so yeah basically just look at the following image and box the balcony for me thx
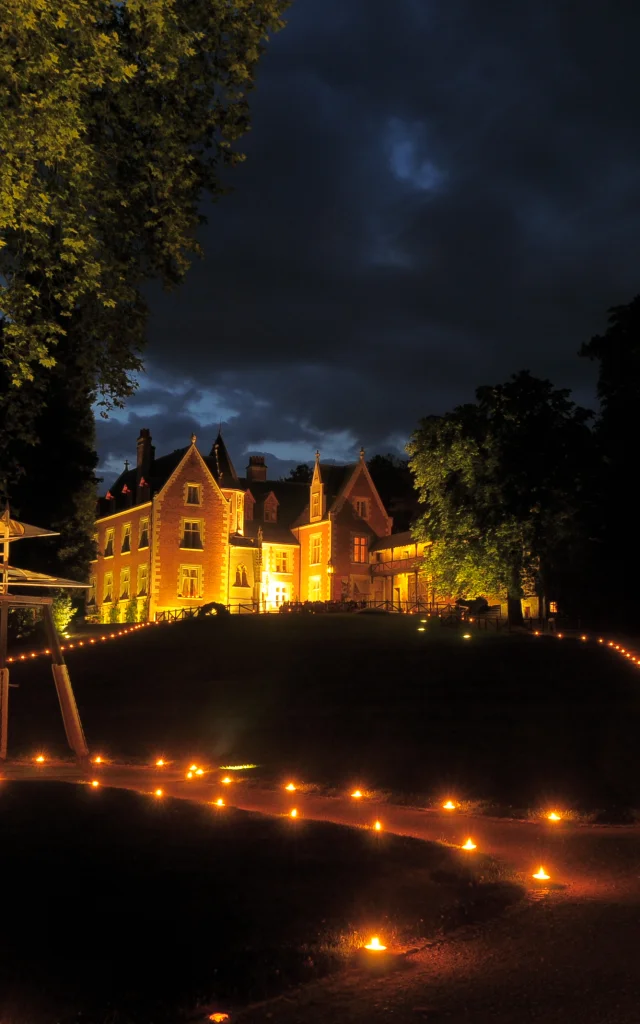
[370,555,421,577]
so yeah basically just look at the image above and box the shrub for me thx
[52,591,75,635]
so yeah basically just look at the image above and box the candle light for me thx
[443,800,456,810]
[351,790,363,799]
[155,789,163,797]
[533,866,550,880]
[285,782,296,791]
[374,820,382,831]
[289,808,298,818]
[462,838,477,851]
[364,936,386,951]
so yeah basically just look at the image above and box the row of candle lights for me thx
[5,621,159,663]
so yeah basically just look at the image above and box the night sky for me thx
[97,0,640,485]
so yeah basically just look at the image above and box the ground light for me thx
[221,776,231,785]
[155,759,165,767]
[351,789,363,799]
[374,820,382,831]
[285,782,296,791]
[443,800,456,810]
[209,1014,230,1022]
[215,798,225,807]
[547,811,561,821]
[195,768,204,776]
[186,771,194,779]
[154,789,163,798]
[289,808,298,818]
[462,838,477,850]
[93,756,102,764]
[364,937,386,951]
[533,866,550,880]
[417,627,425,632]
[462,633,472,639]
[90,780,100,788]
[34,755,45,763]
[189,764,198,771]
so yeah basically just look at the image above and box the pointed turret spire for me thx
[209,431,239,487]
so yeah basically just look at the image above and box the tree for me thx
[0,1,288,582]
[407,372,595,623]
[283,464,313,483]
[579,295,640,622]
[0,0,289,409]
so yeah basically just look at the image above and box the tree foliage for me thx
[367,453,416,530]
[407,371,595,618]
[283,463,313,483]
[0,0,289,407]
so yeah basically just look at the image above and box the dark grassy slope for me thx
[7,616,640,808]
[0,782,517,1024]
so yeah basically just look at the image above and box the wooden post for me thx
[0,600,8,760]
[43,605,89,767]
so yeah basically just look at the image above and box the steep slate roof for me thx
[370,530,417,552]
[240,479,309,528]
[319,463,354,509]
[97,447,189,517]
[207,432,240,488]
[243,520,300,545]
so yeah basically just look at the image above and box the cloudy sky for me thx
[97,0,640,485]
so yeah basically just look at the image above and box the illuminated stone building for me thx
[88,430,429,621]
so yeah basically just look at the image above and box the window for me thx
[88,576,96,605]
[275,550,289,573]
[104,529,114,558]
[352,535,368,563]
[375,551,382,563]
[311,492,320,518]
[354,499,369,520]
[181,519,203,549]
[309,575,322,602]
[549,601,558,614]
[234,565,249,587]
[180,565,201,599]
[310,534,321,565]
[103,572,113,602]
[121,523,131,553]
[137,564,148,597]
[120,567,130,600]
[186,483,201,505]
[139,518,149,549]
[264,505,276,523]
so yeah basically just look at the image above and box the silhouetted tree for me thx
[283,464,313,483]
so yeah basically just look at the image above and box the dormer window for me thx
[311,492,320,518]
[264,506,276,523]
[186,483,201,505]
[263,493,278,523]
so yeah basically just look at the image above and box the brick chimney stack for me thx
[246,455,267,483]
[136,428,153,503]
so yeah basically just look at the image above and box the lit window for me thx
[352,536,368,563]
[275,550,289,573]
[180,565,201,599]
[234,565,249,587]
[120,567,130,600]
[354,499,369,520]
[310,534,321,565]
[139,518,149,549]
[309,575,322,601]
[311,492,320,518]
[549,601,558,614]
[121,523,132,553]
[103,573,113,603]
[181,520,203,548]
[88,576,96,605]
[104,529,114,558]
[137,564,148,596]
[186,483,201,505]
[375,551,382,563]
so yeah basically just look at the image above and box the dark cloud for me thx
[97,0,640,481]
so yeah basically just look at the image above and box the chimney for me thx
[246,455,267,483]
[136,428,153,503]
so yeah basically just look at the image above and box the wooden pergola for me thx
[0,505,89,765]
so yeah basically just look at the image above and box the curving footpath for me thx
[5,764,640,1023]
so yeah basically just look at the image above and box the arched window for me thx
[235,565,249,587]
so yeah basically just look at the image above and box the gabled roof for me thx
[207,432,239,488]
[97,448,188,517]
[319,464,354,508]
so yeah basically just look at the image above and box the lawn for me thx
[0,781,518,1024]
[7,615,640,810]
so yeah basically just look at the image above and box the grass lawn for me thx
[0,782,518,1024]
[7,615,640,811]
